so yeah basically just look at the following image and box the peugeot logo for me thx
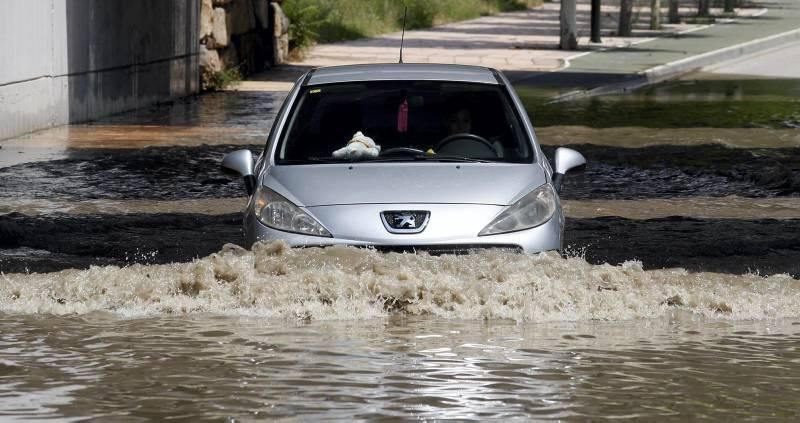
[381,211,430,234]
[395,214,417,229]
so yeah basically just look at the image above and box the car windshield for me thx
[276,80,533,164]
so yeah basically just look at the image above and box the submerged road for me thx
[1,63,799,275]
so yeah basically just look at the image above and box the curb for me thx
[550,25,800,103]
[644,27,800,84]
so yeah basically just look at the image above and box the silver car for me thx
[222,64,586,254]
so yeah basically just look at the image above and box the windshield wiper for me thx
[423,154,492,163]
[370,154,491,163]
[284,155,492,164]
[296,157,349,164]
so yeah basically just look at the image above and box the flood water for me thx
[3,315,800,421]
[2,244,800,420]
[1,72,799,419]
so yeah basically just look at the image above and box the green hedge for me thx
[283,0,543,50]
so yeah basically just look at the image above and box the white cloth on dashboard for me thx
[332,131,381,159]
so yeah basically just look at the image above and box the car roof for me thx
[306,63,501,86]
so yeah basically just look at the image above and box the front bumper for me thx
[243,203,563,254]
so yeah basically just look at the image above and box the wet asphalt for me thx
[2,211,798,276]
[1,76,798,276]
[1,142,797,203]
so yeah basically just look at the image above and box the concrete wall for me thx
[0,0,200,140]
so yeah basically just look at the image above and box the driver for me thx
[446,108,473,135]
[445,106,504,158]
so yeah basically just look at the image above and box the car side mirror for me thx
[222,149,257,195]
[552,147,586,193]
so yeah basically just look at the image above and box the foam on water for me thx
[1,241,798,321]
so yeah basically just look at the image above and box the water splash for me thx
[2,241,798,321]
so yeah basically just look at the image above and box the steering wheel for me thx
[435,133,496,156]
[380,147,427,156]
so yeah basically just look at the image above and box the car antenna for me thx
[399,6,407,64]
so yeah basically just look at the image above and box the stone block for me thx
[274,34,289,65]
[200,44,222,90]
[227,0,256,35]
[273,2,289,36]
[272,2,289,64]
[212,8,229,47]
[200,0,213,39]
[200,44,222,73]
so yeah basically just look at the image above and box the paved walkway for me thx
[565,0,799,76]
[286,0,762,73]
[242,0,800,94]
[513,0,800,91]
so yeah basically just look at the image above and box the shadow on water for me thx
[0,142,796,205]
[520,75,800,197]
[548,144,800,199]
[0,213,244,273]
[515,77,800,128]
[0,145,260,201]
[95,90,282,130]
[1,212,798,277]
[0,89,283,169]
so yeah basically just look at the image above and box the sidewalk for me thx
[244,0,797,93]
[290,1,756,71]
[566,0,799,76]
[531,0,800,98]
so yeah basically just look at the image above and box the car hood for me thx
[263,163,547,207]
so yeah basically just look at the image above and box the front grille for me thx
[370,244,523,256]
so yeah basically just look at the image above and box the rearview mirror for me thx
[222,149,257,195]
[552,147,586,193]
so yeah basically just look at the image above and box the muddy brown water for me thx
[2,315,800,421]
[1,75,799,419]
[1,244,800,420]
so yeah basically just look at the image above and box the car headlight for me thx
[254,187,332,237]
[479,184,557,236]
